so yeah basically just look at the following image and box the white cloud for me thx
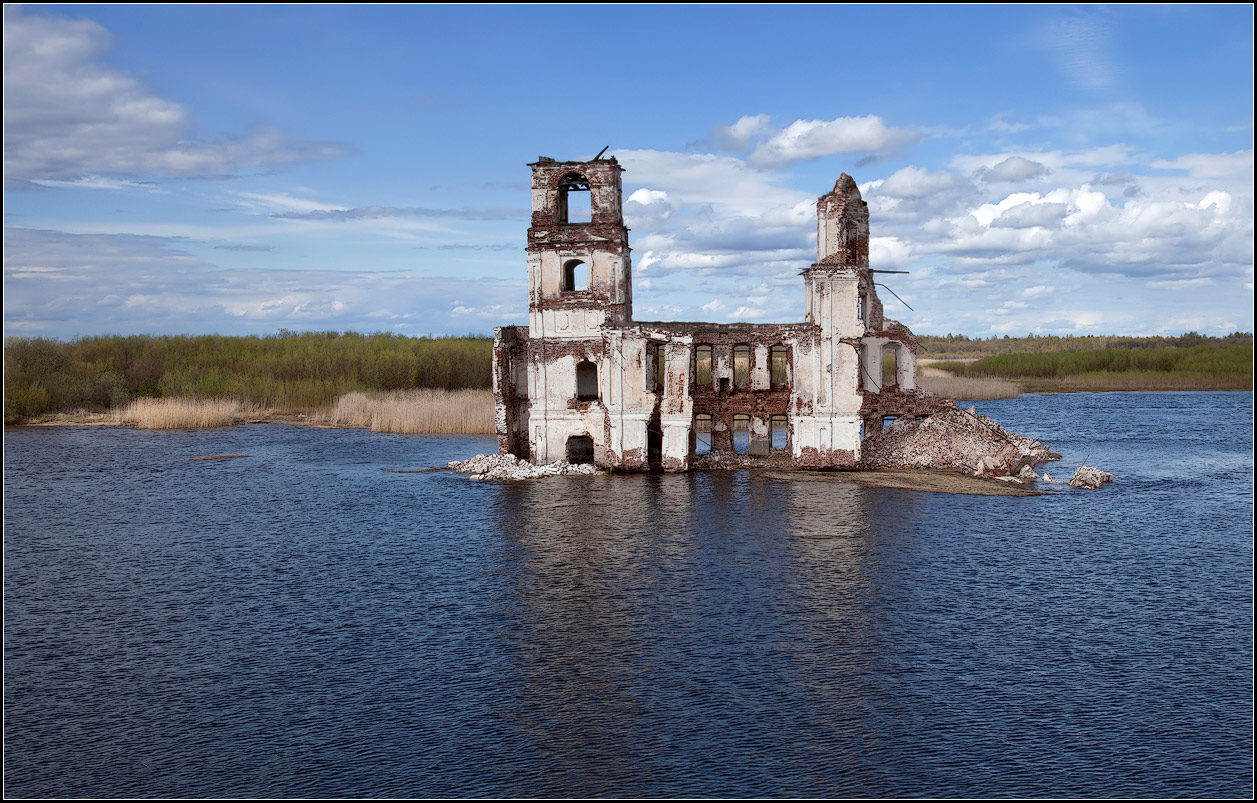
[747,116,919,167]
[711,114,773,150]
[974,156,1049,183]
[877,166,962,199]
[1151,150,1254,180]
[2,6,341,182]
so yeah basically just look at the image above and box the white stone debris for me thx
[1068,465,1114,489]
[447,452,600,481]
[859,404,1060,478]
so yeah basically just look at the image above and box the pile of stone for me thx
[1066,466,1114,489]
[858,404,1061,479]
[447,452,600,481]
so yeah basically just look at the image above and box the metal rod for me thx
[874,283,914,311]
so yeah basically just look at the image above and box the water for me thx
[4,392,1252,797]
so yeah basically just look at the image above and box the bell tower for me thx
[526,156,632,339]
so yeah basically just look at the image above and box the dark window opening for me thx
[576,360,598,400]
[558,173,591,224]
[733,414,751,454]
[771,415,789,450]
[561,259,588,292]
[733,345,750,389]
[694,414,712,455]
[654,343,666,393]
[648,427,662,467]
[567,435,594,464]
[770,345,788,387]
[695,345,712,387]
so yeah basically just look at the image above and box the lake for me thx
[3,391,1253,797]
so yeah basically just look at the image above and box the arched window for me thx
[770,345,789,387]
[732,345,750,389]
[695,345,712,387]
[576,360,598,400]
[561,259,588,292]
[558,173,591,224]
[694,414,712,455]
[732,414,751,454]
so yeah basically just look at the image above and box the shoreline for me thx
[10,385,1248,430]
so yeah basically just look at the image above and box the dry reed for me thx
[918,375,1022,400]
[324,389,495,435]
[115,397,254,429]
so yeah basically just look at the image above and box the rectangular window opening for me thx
[695,345,712,387]
[771,415,789,450]
[733,345,750,389]
[694,414,712,456]
[770,345,788,388]
[733,414,751,454]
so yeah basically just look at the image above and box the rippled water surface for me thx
[4,392,1253,797]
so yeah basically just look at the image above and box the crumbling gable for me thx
[493,155,946,472]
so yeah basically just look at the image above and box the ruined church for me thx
[493,154,946,471]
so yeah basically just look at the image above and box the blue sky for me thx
[4,3,1253,340]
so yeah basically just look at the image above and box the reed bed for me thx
[917,375,1022,400]
[114,397,254,429]
[324,389,495,435]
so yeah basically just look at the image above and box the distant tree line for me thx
[917,331,1253,356]
[933,344,1253,390]
[4,331,493,424]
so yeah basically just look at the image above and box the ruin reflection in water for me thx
[3,391,1252,797]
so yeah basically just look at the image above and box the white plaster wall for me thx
[536,411,603,464]
[529,308,605,340]
[752,344,770,390]
[608,413,650,464]
[831,347,862,412]
[660,414,692,470]
[791,414,862,459]
[895,344,917,391]
[660,341,693,416]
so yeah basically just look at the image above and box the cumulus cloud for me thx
[974,156,1049,183]
[990,201,1069,229]
[711,114,774,151]
[747,116,919,167]
[2,6,342,182]
[624,188,676,226]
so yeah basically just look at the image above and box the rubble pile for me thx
[1068,466,1114,489]
[858,404,1061,477]
[447,452,600,481]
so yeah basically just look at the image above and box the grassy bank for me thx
[4,331,492,424]
[931,344,1253,392]
[324,389,494,434]
[114,397,257,429]
[917,374,1022,400]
